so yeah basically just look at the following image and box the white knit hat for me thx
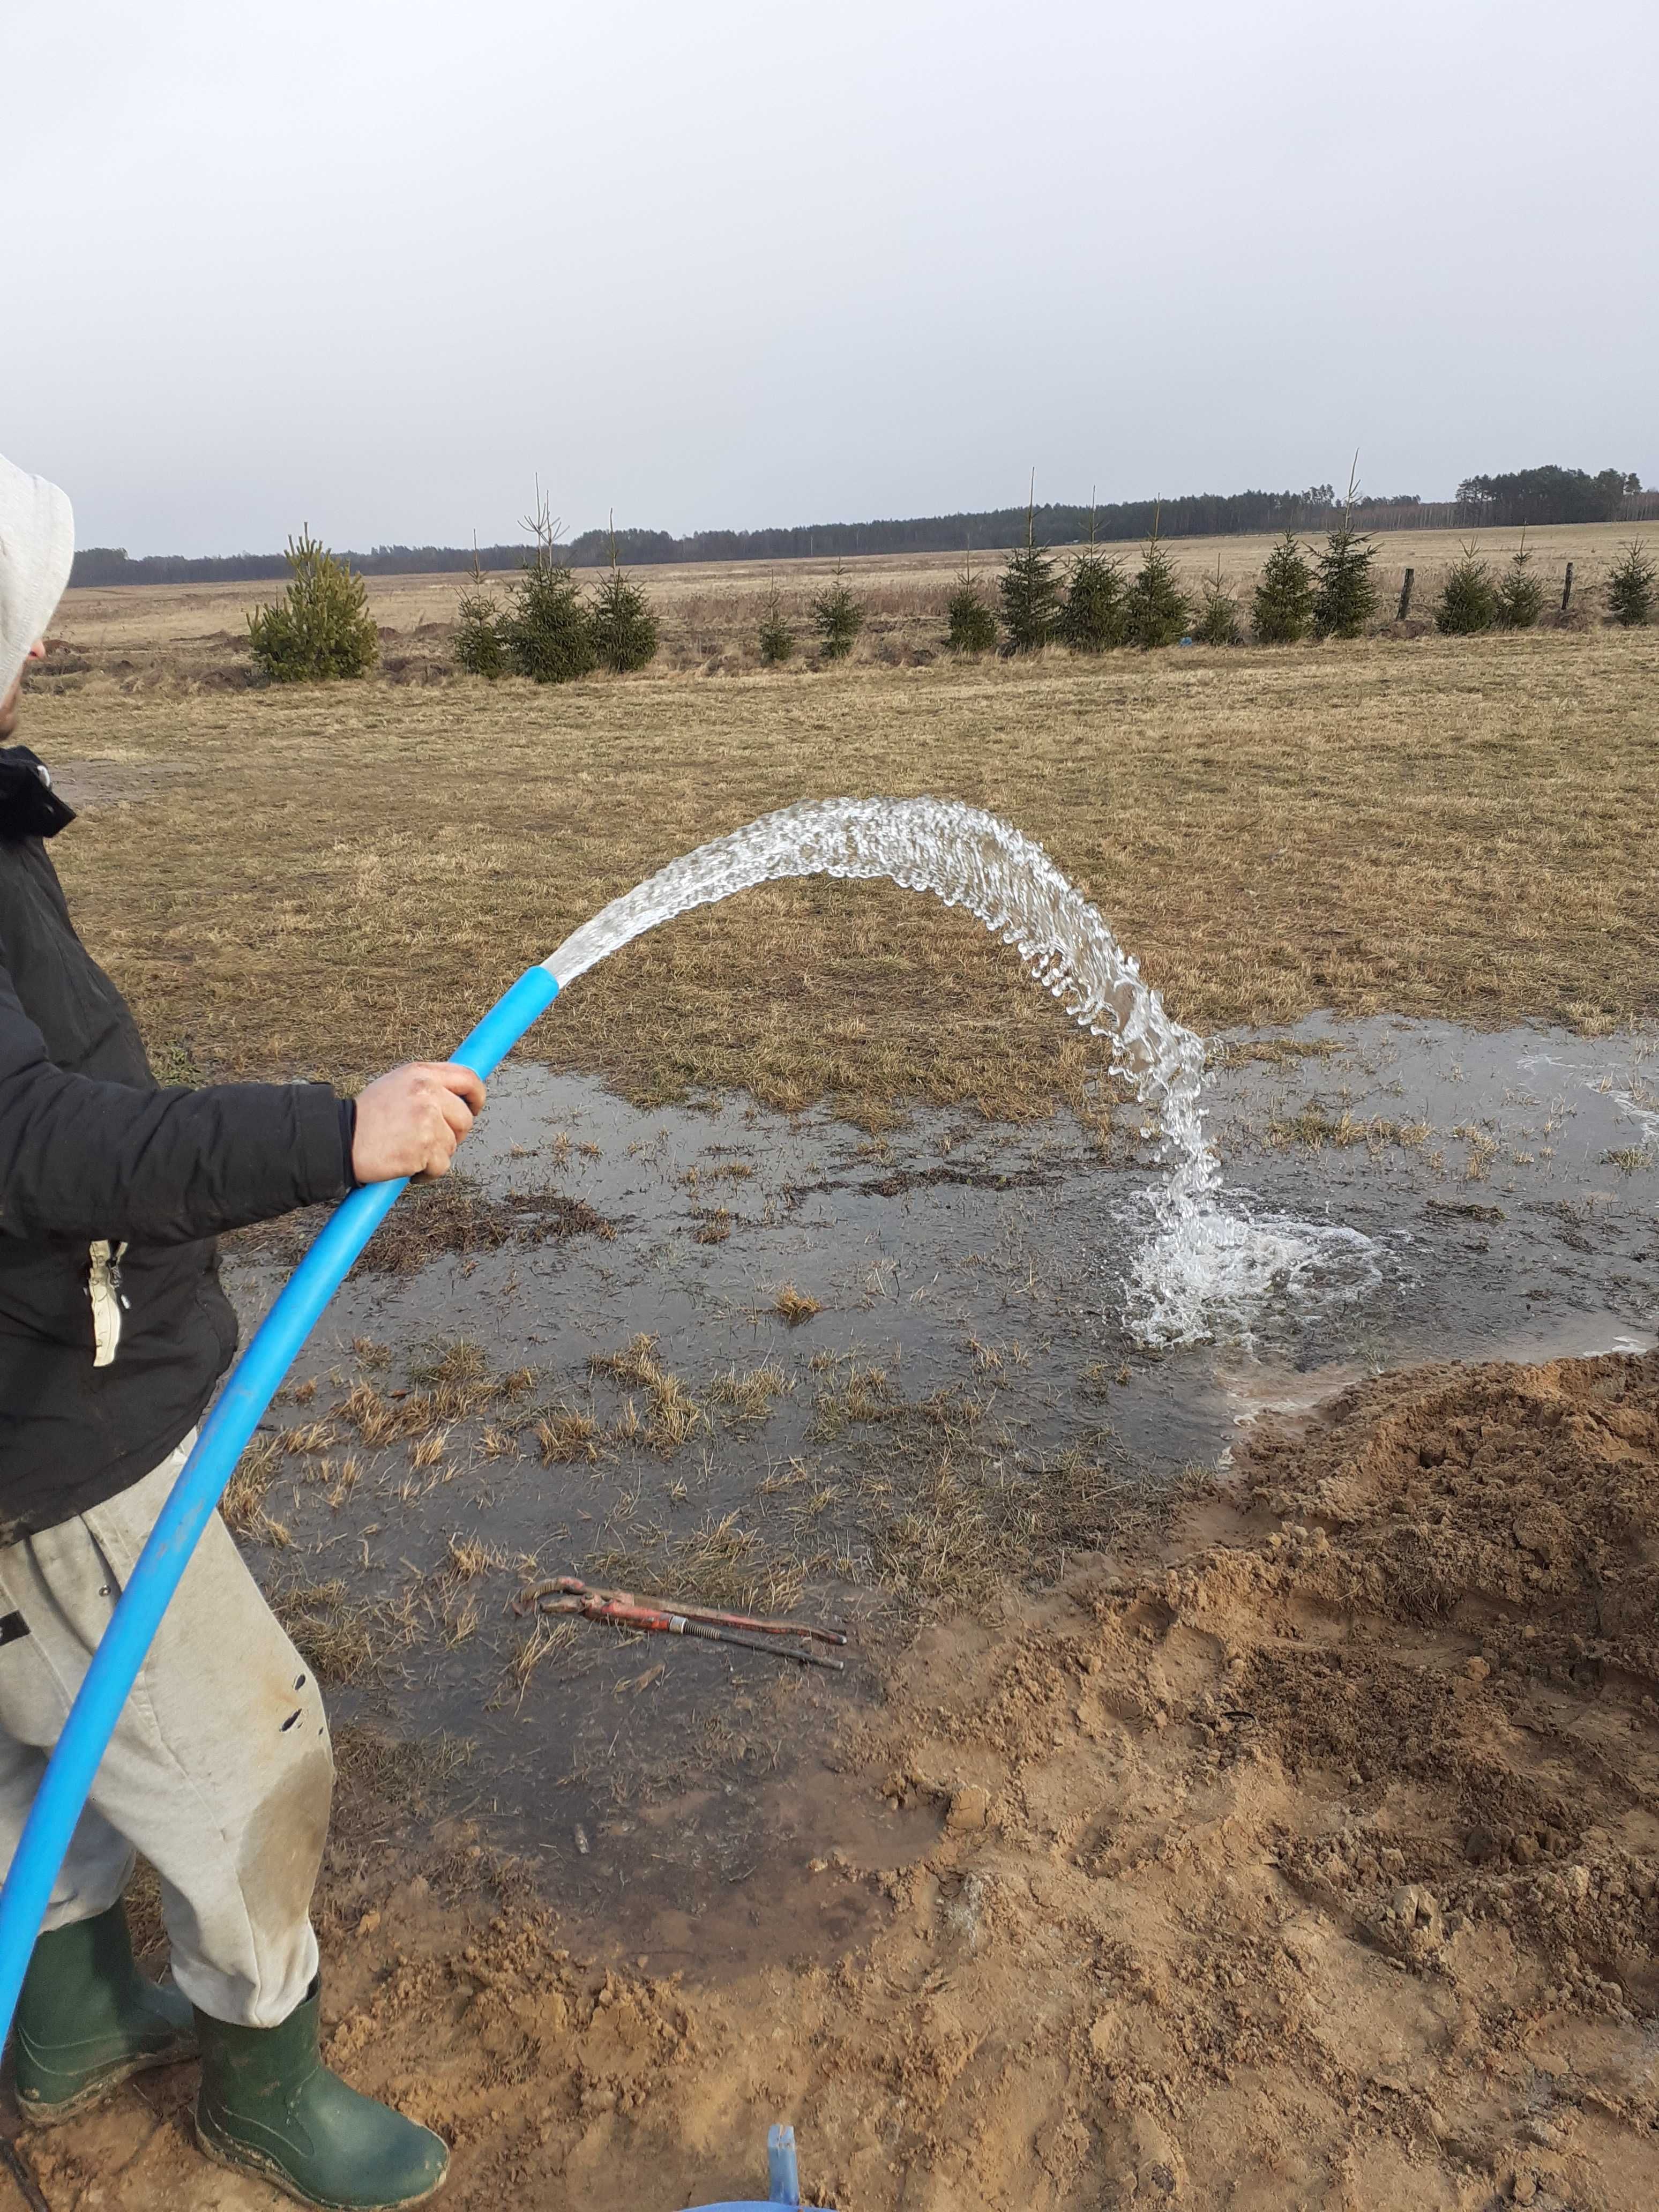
[0,452,74,701]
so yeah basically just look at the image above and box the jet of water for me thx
[549,795,1209,1167]
[544,795,1328,1346]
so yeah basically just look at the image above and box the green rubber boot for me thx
[193,1979,449,2211]
[14,1900,198,2124]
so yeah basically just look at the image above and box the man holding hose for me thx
[0,451,481,2208]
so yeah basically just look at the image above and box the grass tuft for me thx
[222,1434,282,1540]
[707,1359,793,1419]
[589,1335,704,1452]
[535,1407,601,1463]
[271,1578,385,1685]
[587,1509,808,1616]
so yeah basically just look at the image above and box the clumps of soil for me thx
[320,1925,698,2151]
[226,1172,616,1276]
[729,1347,1659,2208]
[1231,1352,1659,2015]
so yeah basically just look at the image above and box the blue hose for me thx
[0,964,561,2043]
[678,2120,821,2208]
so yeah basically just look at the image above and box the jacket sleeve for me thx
[0,961,353,1244]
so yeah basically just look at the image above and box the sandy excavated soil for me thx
[13,1349,1659,2211]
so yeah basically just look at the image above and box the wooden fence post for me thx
[1561,561,1574,613]
[1396,568,1415,622]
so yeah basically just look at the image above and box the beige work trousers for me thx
[0,1436,332,2027]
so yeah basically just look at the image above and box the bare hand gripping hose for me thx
[0,965,561,2041]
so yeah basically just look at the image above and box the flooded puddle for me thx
[219,1014,1659,1949]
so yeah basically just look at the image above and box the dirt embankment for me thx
[16,1350,1659,2211]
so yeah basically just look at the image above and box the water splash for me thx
[1125,1202,1384,1349]
[544,796,1343,1346]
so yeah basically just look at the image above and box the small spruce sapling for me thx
[945,550,998,655]
[1606,540,1656,627]
[1057,505,1125,652]
[588,520,659,673]
[497,491,595,684]
[1251,528,1315,642]
[757,583,795,665]
[1492,533,1544,630]
[1434,543,1497,634]
[1122,509,1190,650]
[1058,551,1126,651]
[1192,557,1241,646]
[811,566,865,661]
[247,529,379,683]
[453,550,507,678]
[999,481,1064,653]
[1311,461,1379,640]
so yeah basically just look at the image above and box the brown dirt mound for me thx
[13,1350,1659,2210]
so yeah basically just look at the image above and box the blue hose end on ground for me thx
[767,2124,802,2203]
[678,2119,835,2210]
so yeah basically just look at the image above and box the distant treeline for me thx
[1454,465,1646,527]
[67,542,538,587]
[68,465,1654,587]
[559,485,1415,567]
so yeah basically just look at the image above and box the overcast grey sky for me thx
[7,0,1655,555]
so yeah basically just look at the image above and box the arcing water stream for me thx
[545,794,1351,1347]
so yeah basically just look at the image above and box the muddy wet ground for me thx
[210,1018,1659,1965]
[25,1342,1659,2212]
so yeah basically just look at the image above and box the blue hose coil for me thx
[0,965,561,2042]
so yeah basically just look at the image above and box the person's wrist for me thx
[339,1097,360,1189]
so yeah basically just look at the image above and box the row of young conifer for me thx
[243,517,666,684]
[1433,535,1655,633]
[449,520,876,679]
[946,515,1367,654]
[937,515,1657,656]
[244,513,1656,685]
[452,530,659,681]
[453,514,1656,684]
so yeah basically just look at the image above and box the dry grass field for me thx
[23,542,1659,1124]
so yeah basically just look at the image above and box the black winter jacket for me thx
[0,746,354,1540]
